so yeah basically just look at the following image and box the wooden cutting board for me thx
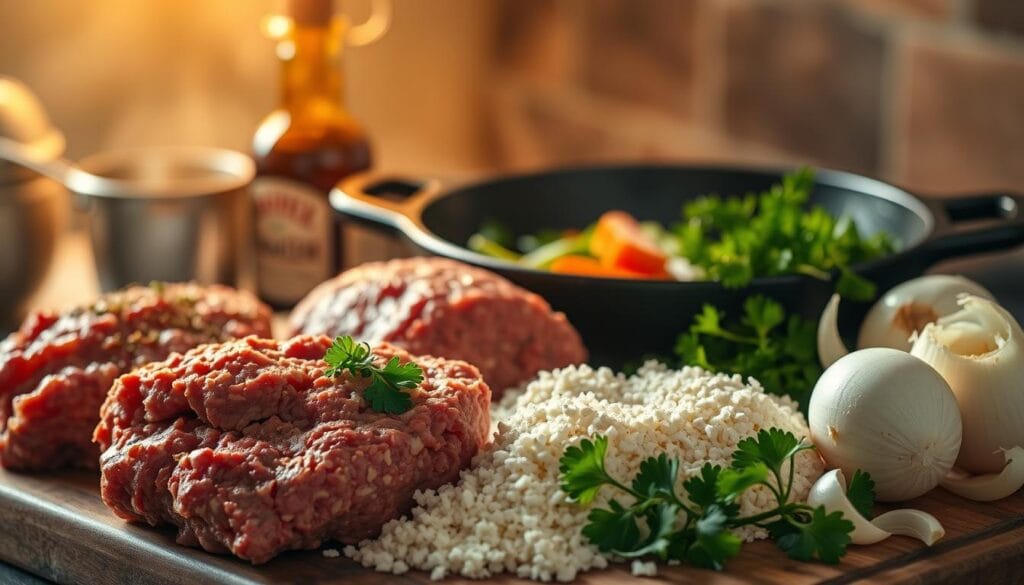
[0,469,1021,585]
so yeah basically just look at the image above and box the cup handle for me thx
[346,0,392,47]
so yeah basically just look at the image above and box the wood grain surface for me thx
[0,468,1022,584]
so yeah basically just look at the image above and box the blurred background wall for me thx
[488,0,1024,196]
[1,0,1022,195]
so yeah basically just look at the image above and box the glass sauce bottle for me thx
[251,0,371,310]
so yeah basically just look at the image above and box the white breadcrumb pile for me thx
[344,362,822,582]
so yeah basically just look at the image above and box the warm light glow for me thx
[261,14,292,40]
[276,40,296,61]
[259,2,390,48]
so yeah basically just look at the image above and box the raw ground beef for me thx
[0,283,271,471]
[288,257,587,395]
[95,335,491,564]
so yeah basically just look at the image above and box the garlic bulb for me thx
[910,295,1024,474]
[859,275,993,351]
[807,469,944,545]
[941,446,1024,502]
[808,347,962,501]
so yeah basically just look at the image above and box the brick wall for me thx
[485,0,1024,195]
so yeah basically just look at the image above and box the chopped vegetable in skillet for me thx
[468,168,895,300]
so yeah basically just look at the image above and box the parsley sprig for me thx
[675,295,821,411]
[560,428,872,570]
[846,470,876,519]
[323,336,424,414]
[675,167,892,301]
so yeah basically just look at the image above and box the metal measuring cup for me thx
[0,136,255,291]
[74,146,255,290]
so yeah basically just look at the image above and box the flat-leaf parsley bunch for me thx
[675,295,821,411]
[675,167,893,301]
[560,428,873,570]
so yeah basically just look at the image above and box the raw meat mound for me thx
[95,335,491,564]
[0,283,272,470]
[288,257,587,395]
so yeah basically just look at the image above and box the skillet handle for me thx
[329,172,441,231]
[918,192,1024,262]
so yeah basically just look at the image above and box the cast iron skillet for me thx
[330,165,1024,365]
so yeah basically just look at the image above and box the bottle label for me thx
[252,177,333,304]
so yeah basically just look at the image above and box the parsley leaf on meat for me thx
[675,296,822,411]
[560,428,861,571]
[323,336,423,415]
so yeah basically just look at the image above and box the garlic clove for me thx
[817,294,849,369]
[858,275,993,351]
[870,510,945,546]
[808,469,947,547]
[941,446,1024,502]
[911,296,1024,474]
[807,469,891,544]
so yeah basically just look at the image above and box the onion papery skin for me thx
[858,275,993,351]
[941,446,1024,501]
[911,296,1024,475]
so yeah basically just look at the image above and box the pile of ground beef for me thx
[95,335,491,564]
[0,283,271,471]
[288,257,587,396]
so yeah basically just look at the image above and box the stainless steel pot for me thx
[73,146,255,291]
[0,176,62,328]
[0,77,64,328]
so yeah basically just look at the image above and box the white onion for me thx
[808,348,962,501]
[859,275,993,351]
[910,295,1024,475]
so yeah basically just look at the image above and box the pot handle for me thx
[918,192,1024,261]
[329,172,441,232]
